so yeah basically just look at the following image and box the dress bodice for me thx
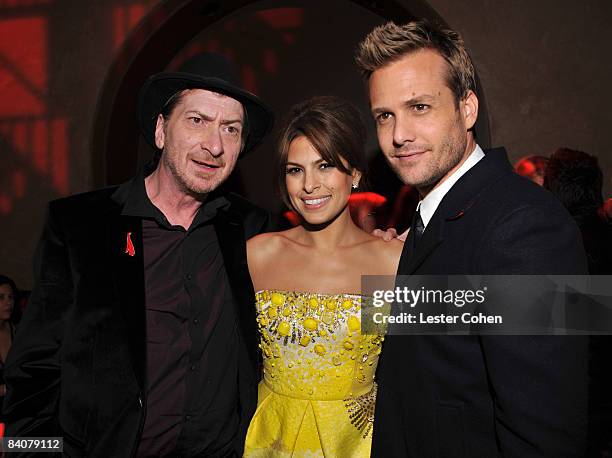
[255,290,384,402]
[245,291,386,455]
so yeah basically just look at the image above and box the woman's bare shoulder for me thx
[378,236,404,255]
[247,229,303,289]
[247,228,301,260]
[363,234,404,273]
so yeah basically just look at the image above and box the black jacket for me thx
[3,177,269,457]
[372,148,589,458]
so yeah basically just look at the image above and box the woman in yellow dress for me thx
[244,96,403,457]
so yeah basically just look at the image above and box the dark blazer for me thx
[3,177,269,457]
[372,148,589,458]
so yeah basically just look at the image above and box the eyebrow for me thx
[371,94,437,115]
[403,94,436,105]
[221,118,244,125]
[286,158,326,167]
[185,110,244,125]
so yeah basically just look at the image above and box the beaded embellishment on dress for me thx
[345,382,378,439]
[245,290,386,458]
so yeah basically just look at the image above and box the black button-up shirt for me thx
[123,171,240,457]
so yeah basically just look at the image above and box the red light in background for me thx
[32,118,48,173]
[349,192,387,206]
[0,14,61,214]
[283,210,300,227]
[0,10,73,211]
[112,8,124,50]
[0,17,47,117]
[11,121,27,153]
[51,117,68,195]
[517,162,536,176]
[113,4,147,51]
[1,117,70,196]
[0,193,12,216]
[1,2,163,218]
[128,4,145,27]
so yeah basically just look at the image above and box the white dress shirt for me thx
[398,144,485,240]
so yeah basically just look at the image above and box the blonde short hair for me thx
[355,20,476,102]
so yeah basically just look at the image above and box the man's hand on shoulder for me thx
[371,227,410,242]
[371,227,398,242]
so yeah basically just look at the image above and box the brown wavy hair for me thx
[275,96,367,209]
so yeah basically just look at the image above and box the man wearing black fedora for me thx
[3,54,273,457]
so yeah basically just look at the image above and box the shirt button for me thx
[185,415,192,421]
[193,318,199,325]
[190,364,197,371]
[186,274,193,281]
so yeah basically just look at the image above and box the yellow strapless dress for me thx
[244,290,385,458]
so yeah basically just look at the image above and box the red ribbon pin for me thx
[125,232,135,257]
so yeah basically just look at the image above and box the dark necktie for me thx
[410,208,425,250]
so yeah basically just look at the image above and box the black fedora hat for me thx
[138,53,273,157]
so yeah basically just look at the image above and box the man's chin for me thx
[182,180,222,196]
[184,173,230,194]
[395,170,434,188]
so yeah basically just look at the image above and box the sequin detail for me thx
[345,382,378,438]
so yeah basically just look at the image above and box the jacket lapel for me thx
[398,148,511,275]
[398,217,444,275]
[108,186,147,391]
[214,207,259,371]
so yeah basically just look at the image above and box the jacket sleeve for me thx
[236,197,274,239]
[478,204,589,457]
[3,203,71,440]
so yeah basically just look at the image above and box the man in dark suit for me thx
[356,21,589,457]
[3,54,273,457]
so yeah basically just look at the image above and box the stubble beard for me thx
[163,150,228,196]
[390,121,468,192]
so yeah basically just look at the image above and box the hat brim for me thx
[138,72,274,157]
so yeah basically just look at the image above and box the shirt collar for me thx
[122,165,230,229]
[418,144,485,228]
